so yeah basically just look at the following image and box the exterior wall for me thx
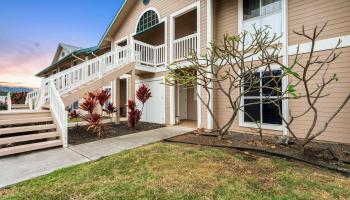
[288,0,350,45]
[288,47,350,143]
[210,0,350,143]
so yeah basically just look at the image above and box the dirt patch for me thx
[68,121,164,145]
[165,132,350,174]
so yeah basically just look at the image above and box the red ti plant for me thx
[86,114,105,138]
[69,110,80,129]
[136,84,152,110]
[95,90,111,106]
[79,94,97,114]
[127,99,141,129]
[105,102,117,118]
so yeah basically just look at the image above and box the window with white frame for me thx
[242,68,283,126]
[243,0,282,38]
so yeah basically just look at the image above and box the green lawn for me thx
[1,143,349,200]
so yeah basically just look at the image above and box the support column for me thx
[206,0,214,130]
[169,78,176,125]
[130,68,136,100]
[111,78,121,124]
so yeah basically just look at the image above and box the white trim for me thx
[238,0,243,34]
[238,65,287,131]
[169,1,200,64]
[114,36,129,50]
[206,0,214,130]
[282,0,289,136]
[169,78,176,125]
[134,7,161,34]
[288,35,350,55]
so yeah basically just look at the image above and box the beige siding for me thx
[288,0,350,45]
[288,47,350,143]
[215,0,238,42]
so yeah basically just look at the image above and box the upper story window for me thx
[136,10,159,34]
[243,0,282,38]
[61,52,65,58]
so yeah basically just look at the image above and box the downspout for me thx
[72,53,85,62]
[282,0,289,139]
[206,0,214,130]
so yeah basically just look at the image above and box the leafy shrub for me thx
[0,101,8,110]
[11,92,27,104]
[69,110,80,129]
[79,89,111,137]
[128,99,141,129]
[128,84,152,129]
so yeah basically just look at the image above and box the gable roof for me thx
[36,45,100,77]
[98,0,131,48]
[52,43,82,64]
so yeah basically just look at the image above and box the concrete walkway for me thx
[0,126,194,188]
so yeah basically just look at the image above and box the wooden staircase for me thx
[0,110,62,157]
[11,104,30,110]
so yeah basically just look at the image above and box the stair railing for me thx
[49,80,68,147]
[7,92,11,111]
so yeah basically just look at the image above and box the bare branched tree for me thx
[167,23,349,148]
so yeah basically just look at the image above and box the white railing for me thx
[173,33,198,62]
[134,40,165,67]
[0,93,11,111]
[26,89,39,110]
[49,81,68,147]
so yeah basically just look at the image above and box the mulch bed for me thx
[165,132,350,175]
[68,121,164,145]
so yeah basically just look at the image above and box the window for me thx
[242,69,283,126]
[243,0,282,39]
[136,10,159,34]
[61,52,65,57]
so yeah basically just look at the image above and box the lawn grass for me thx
[1,143,349,200]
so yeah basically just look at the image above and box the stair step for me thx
[0,124,56,135]
[0,132,59,145]
[0,140,63,157]
[0,117,53,126]
[0,110,51,120]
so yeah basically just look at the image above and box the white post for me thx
[282,0,289,138]
[169,78,176,125]
[206,0,214,130]
[7,92,11,111]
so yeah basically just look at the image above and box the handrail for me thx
[49,81,68,147]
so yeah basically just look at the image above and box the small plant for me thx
[69,110,80,129]
[0,101,8,111]
[105,102,117,118]
[136,84,152,109]
[128,99,141,129]
[86,114,105,138]
[128,84,152,129]
[79,89,111,137]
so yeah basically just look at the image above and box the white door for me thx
[179,86,187,120]
[136,77,165,124]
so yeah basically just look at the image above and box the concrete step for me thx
[0,140,62,157]
[0,124,56,135]
[0,117,53,126]
[0,132,59,145]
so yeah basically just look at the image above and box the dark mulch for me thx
[165,132,350,175]
[68,121,165,145]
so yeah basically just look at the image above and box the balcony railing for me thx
[173,33,198,62]
[134,40,165,67]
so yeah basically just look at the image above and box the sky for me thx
[0,0,124,88]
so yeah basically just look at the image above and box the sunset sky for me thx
[0,0,123,88]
